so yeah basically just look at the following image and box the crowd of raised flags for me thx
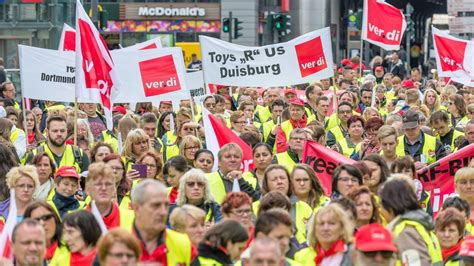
[0,0,474,265]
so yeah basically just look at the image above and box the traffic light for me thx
[274,13,291,36]
[234,18,243,39]
[222,18,231,33]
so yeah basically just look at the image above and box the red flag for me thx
[361,0,406,50]
[432,27,474,84]
[58,23,76,52]
[202,108,254,172]
[75,0,117,130]
[416,144,474,216]
[302,141,355,195]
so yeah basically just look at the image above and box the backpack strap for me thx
[72,146,83,171]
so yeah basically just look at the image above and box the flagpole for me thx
[21,97,28,147]
[360,40,364,74]
[74,97,78,146]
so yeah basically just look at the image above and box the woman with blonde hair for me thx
[174,168,222,223]
[294,204,354,265]
[290,164,329,212]
[2,165,40,222]
[169,204,206,247]
[121,128,150,172]
[449,94,469,131]
[179,135,203,165]
[422,88,443,113]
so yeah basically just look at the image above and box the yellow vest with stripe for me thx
[9,127,23,145]
[393,219,443,266]
[25,144,84,173]
[163,144,180,161]
[328,125,346,144]
[294,246,317,266]
[326,111,359,131]
[445,258,461,266]
[163,130,177,146]
[198,257,224,265]
[261,119,276,140]
[337,138,362,158]
[437,129,464,152]
[49,245,71,266]
[45,104,66,112]
[206,172,228,204]
[252,200,313,244]
[242,171,258,190]
[101,130,119,153]
[275,152,297,173]
[255,105,272,123]
[163,229,194,265]
[395,134,437,164]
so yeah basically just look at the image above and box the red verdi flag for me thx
[432,27,474,84]
[75,0,118,130]
[361,0,406,51]
[302,141,355,196]
[58,23,76,52]
[202,108,254,172]
[417,144,474,216]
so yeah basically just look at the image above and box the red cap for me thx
[284,89,297,96]
[160,101,172,105]
[355,224,397,252]
[401,79,416,89]
[341,58,351,66]
[460,236,474,258]
[375,66,384,72]
[112,106,126,115]
[289,98,305,106]
[54,166,80,180]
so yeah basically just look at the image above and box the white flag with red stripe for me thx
[361,0,406,50]
[75,0,118,130]
[432,27,474,85]
[202,108,254,172]
[58,23,76,52]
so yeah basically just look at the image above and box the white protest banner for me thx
[199,27,334,87]
[118,36,163,51]
[432,27,474,82]
[186,70,206,98]
[19,45,97,103]
[112,47,189,103]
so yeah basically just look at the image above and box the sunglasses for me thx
[186,181,205,188]
[33,213,55,222]
[362,250,394,259]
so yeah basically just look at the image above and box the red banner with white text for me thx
[417,144,474,216]
[302,141,355,195]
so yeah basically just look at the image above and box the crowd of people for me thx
[0,50,473,266]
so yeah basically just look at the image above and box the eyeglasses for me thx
[338,177,359,183]
[231,208,252,216]
[145,164,156,169]
[107,252,136,260]
[185,146,200,151]
[233,120,246,125]
[33,213,55,222]
[338,110,352,114]
[186,181,205,188]
[362,250,394,259]
[16,183,35,190]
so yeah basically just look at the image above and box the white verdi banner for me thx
[112,47,189,103]
[18,45,94,103]
[199,27,334,87]
[19,45,190,104]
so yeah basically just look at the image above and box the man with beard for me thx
[24,115,89,173]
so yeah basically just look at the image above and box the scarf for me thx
[289,116,308,129]
[168,187,178,205]
[314,240,345,265]
[88,203,120,230]
[70,248,97,266]
[442,241,462,261]
[34,178,53,201]
[52,192,80,219]
[27,132,35,145]
[45,241,58,261]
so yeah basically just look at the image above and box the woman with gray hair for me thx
[172,168,222,223]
